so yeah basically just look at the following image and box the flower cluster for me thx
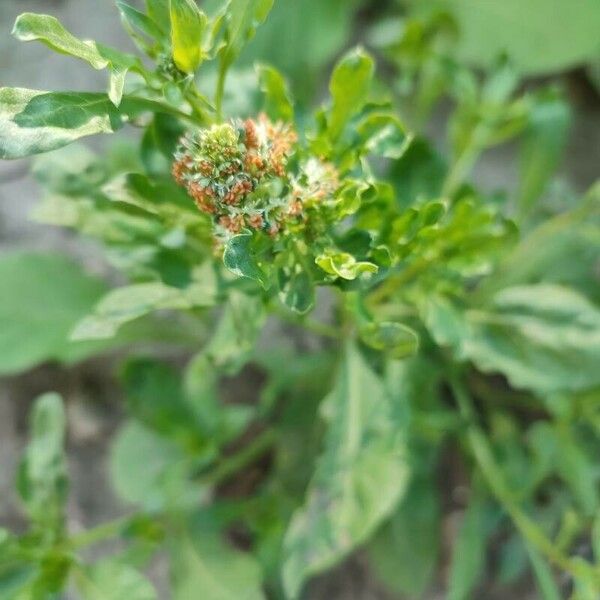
[172,115,339,245]
[172,116,296,238]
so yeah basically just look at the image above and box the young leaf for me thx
[220,0,275,71]
[282,343,410,598]
[12,13,108,69]
[12,14,142,106]
[328,47,374,141]
[315,251,378,280]
[169,0,208,74]
[223,233,270,287]
[116,2,164,43]
[256,64,294,122]
[17,393,68,534]
[276,265,315,314]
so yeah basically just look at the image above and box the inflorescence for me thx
[172,115,339,245]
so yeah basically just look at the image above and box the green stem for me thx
[368,257,430,306]
[442,123,489,198]
[200,429,278,486]
[449,373,600,587]
[68,515,133,550]
[215,65,227,122]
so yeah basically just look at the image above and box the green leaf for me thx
[71,280,213,340]
[17,393,67,533]
[355,112,410,159]
[12,14,141,106]
[425,285,600,396]
[0,89,119,159]
[447,487,491,600]
[75,561,157,600]
[116,2,164,43]
[169,0,208,73]
[315,251,378,280]
[421,0,600,75]
[12,13,107,68]
[223,233,269,287]
[120,358,201,441]
[109,421,199,510]
[518,90,571,218]
[526,546,561,600]
[0,252,107,375]
[256,64,294,122]
[282,343,410,598]
[220,0,275,72]
[172,524,264,600]
[0,88,189,159]
[359,321,419,359]
[242,0,361,103]
[369,474,440,597]
[276,265,314,314]
[328,47,374,141]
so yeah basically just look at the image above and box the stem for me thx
[200,429,278,486]
[449,373,600,587]
[442,123,489,198]
[215,65,226,122]
[68,515,133,550]
[368,257,430,306]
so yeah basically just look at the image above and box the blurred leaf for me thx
[0,252,110,375]
[243,0,360,102]
[526,546,561,600]
[518,90,571,217]
[447,487,492,600]
[170,0,208,73]
[71,280,214,340]
[110,421,202,510]
[415,0,600,75]
[219,0,274,75]
[369,474,440,597]
[121,358,202,442]
[359,321,419,359]
[75,560,157,600]
[426,285,600,396]
[328,47,374,141]
[17,393,67,534]
[282,343,410,598]
[256,64,294,122]
[172,523,264,600]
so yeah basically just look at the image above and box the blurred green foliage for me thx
[0,1,599,599]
